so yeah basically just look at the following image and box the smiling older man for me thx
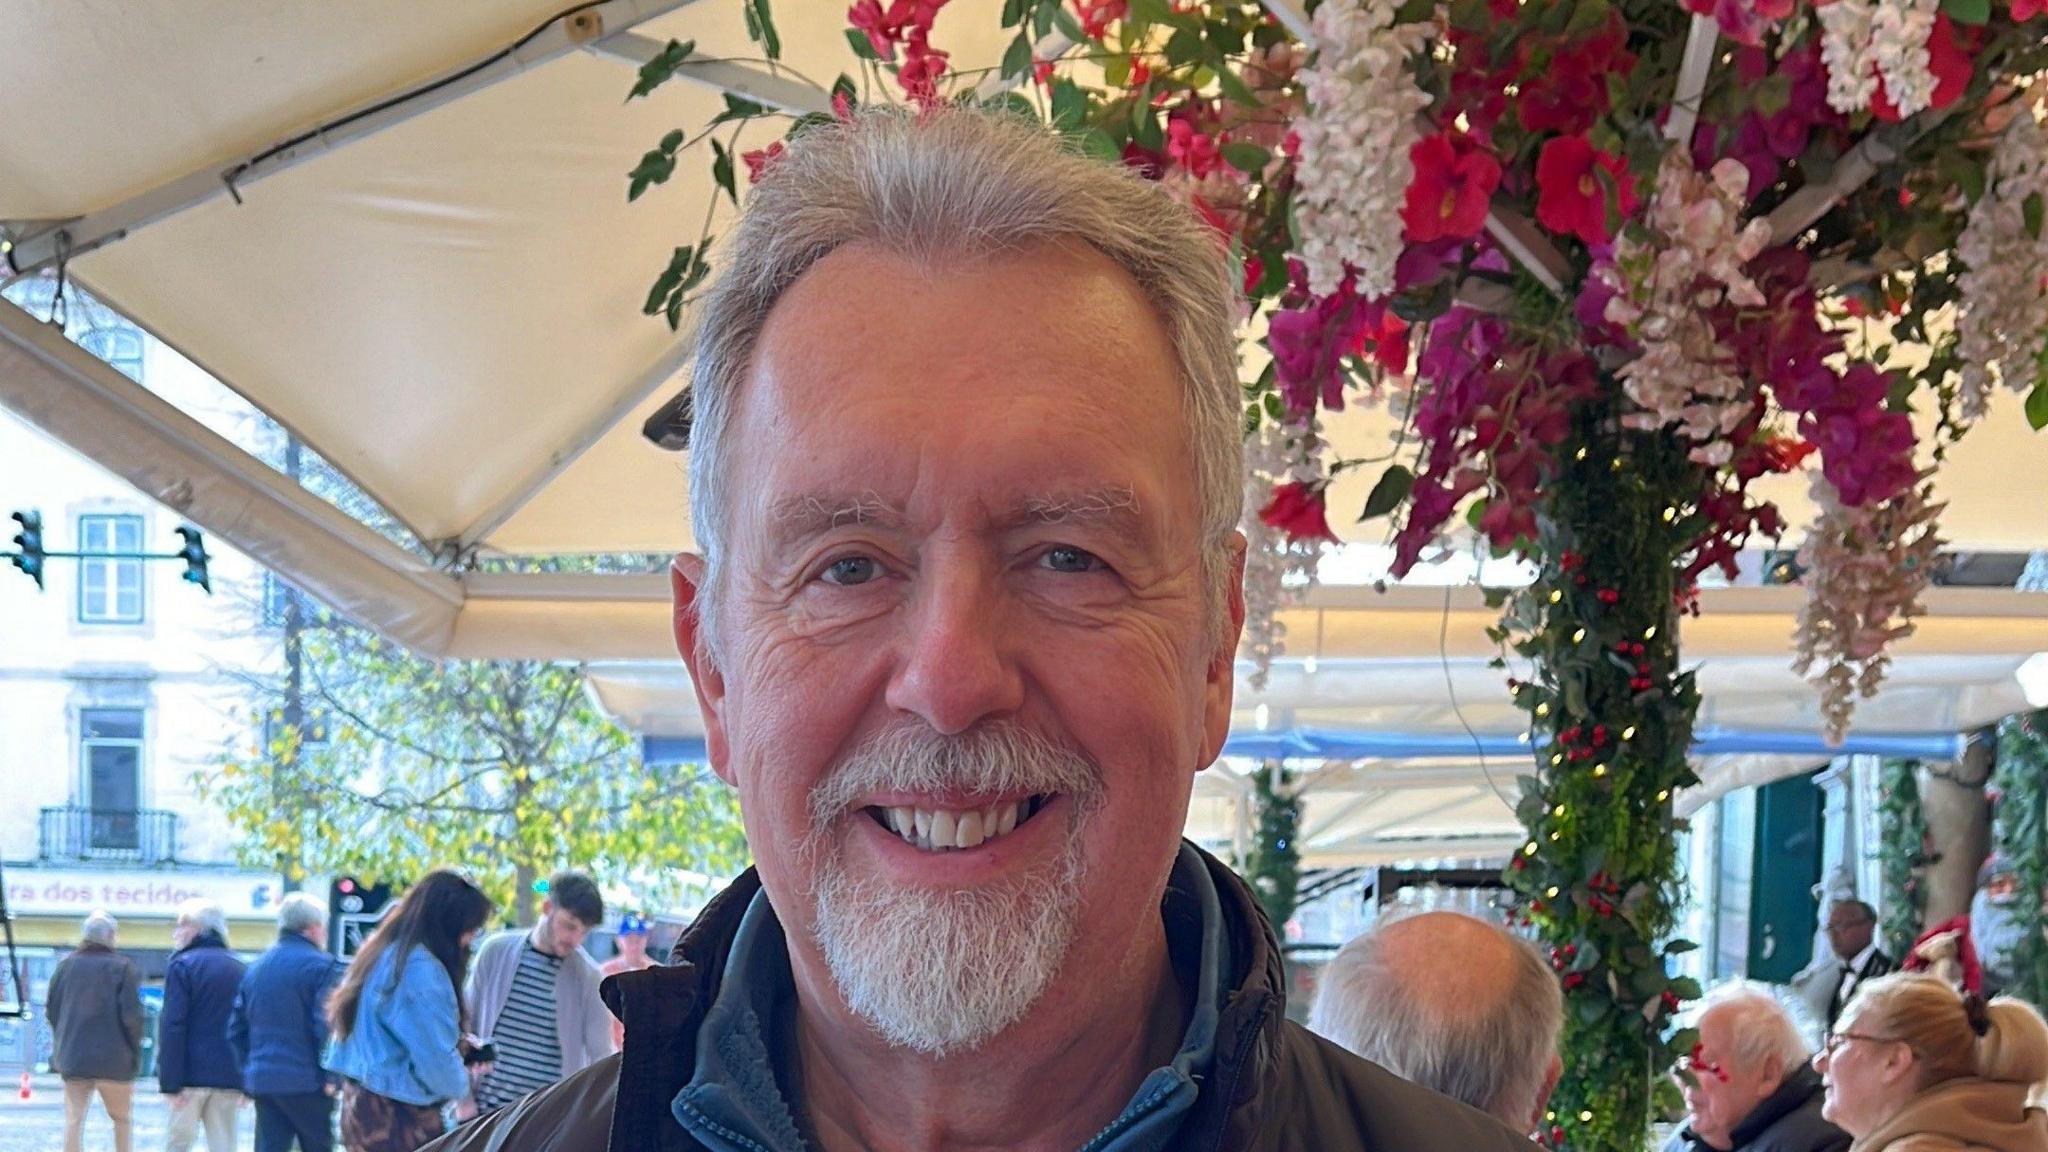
[428,107,1533,1152]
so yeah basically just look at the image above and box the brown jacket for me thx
[1850,1078,2048,1152]
[423,845,1536,1152]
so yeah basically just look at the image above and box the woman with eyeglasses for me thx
[325,869,496,1152]
[1813,971,2048,1151]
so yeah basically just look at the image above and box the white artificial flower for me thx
[1292,0,1433,299]
[1956,107,2048,421]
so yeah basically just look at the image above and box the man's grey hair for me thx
[175,898,229,944]
[1698,982,1811,1078]
[684,106,1244,655]
[1310,911,1563,1125]
[277,891,326,936]
[81,911,117,946]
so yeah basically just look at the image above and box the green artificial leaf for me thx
[1052,5,1089,41]
[1752,73,1793,118]
[645,245,694,314]
[1566,0,1612,35]
[845,27,880,60]
[1050,78,1089,132]
[712,93,772,128]
[1663,939,1699,955]
[1104,54,1132,86]
[748,0,782,60]
[1002,0,1029,28]
[1002,31,1035,79]
[1214,64,1258,107]
[1943,0,1991,23]
[628,39,696,100]
[1164,26,1204,66]
[1669,976,1704,1001]
[1080,127,1120,161]
[2027,192,2045,242]
[1132,106,1165,151]
[1221,141,1271,173]
[1359,465,1415,521]
[626,144,680,202]
[1034,2,1057,37]
[2027,383,2048,431]
[711,141,737,205]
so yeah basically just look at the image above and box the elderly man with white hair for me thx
[231,891,344,1152]
[427,107,1535,1152]
[1664,984,1849,1152]
[161,899,248,1152]
[47,911,144,1152]
[1310,911,1564,1133]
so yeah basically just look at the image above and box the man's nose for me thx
[884,557,1024,734]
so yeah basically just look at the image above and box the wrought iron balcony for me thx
[38,806,180,865]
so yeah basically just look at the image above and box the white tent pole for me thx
[2,0,705,277]
[588,32,835,115]
[0,299,464,651]
[1300,787,1391,844]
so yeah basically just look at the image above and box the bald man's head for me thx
[1310,911,1563,1130]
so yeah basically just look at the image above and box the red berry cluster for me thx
[1616,639,1656,692]
[1557,723,1611,763]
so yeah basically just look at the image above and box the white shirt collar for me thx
[1844,939,1878,973]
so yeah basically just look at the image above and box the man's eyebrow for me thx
[1000,486,1143,529]
[766,492,907,540]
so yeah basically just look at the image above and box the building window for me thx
[77,514,145,624]
[78,325,145,383]
[81,708,145,851]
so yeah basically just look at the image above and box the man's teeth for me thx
[881,798,1039,851]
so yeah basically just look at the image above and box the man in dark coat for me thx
[46,911,144,1152]
[1822,900,1896,1031]
[1665,985,1849,1152]
[161,900,250,1152]
[421,106,1535,1152]
[230,891,344,1152]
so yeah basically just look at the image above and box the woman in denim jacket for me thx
[325,870,494,1152]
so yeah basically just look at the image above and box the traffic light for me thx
[328,875,396,959]
[8,511,43,590]
[173,525,210,594]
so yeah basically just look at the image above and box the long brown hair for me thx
[328,869,494,1041]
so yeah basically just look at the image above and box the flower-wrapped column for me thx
[1503,408,1705,1151]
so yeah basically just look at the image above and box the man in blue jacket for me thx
[160,899,249,1152]
[230,892,343,1152]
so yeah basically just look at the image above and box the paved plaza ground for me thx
[0,1075,255,1152]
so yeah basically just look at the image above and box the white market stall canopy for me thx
[5,2,2048,863]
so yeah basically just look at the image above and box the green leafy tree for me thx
[203,611,746,924]
[1244,761,1302,932]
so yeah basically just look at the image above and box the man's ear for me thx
[672,556,733,785]
[1197,533,1248,771]
[1528,1055,1564,1134]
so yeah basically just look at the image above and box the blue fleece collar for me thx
[672,842,1230,1152]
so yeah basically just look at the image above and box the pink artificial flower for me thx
[1074,0,1126,39]
[2016,0,2048,19]
[741,142,786,184]
[848,0,896,59]
[1167,119,1223,179]
[1535,136,1637,245]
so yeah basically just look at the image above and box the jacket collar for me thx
[1728,1066,1825,1146]
[177,930,228,955]
[600,842,1289,1152]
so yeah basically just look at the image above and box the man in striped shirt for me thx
[464,872,616,1116]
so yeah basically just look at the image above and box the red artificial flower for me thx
[1120,140,1168,181]
[1074,0,1126,39]
[1259,481,1341,544]
[1401,133,1501,244]
[831,89,856,122]
[1167,119,1222,179]
[741,142,787,184]
[1872,14,1972,121]
[1128,58,1152,86]
[1242,254,1266,297]
[1032,58,1056,86]
[1757,435,1816,472]
[2016,0,2048,19]
[1535,135,1637,245]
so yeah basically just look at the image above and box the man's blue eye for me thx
[1042,547,1102,573]
[823,557,879,585]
